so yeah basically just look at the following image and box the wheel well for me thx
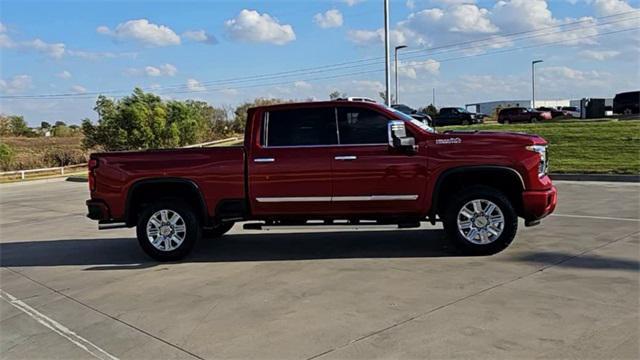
[126,180,208,226]
[433,167,524,217]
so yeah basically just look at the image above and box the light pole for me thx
[384,0,391,106]
[394,45,407,105]
[532,59,543,109]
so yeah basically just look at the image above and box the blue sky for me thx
[1,0,639,125]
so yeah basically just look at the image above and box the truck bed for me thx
[91,146,245,221]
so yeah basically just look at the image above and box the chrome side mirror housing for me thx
[388,120,416,151]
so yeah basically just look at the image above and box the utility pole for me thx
[384,0,391,106]
[432,88,436,107]
[532,59,543,109]
[394,45,407,105]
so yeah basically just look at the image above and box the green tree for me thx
[231,98,288,133]
[329,91,346,100]
[8,116,32,136]
[378,91,395,104]
[54,121,66,127]
[420,104,438,117]
[82,88,217,151]
[41,121,51,129]
[52,125,73,137]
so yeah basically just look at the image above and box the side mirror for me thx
[388,121,416,151]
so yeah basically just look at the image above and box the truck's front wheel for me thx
[442,186,517,255]
[136,200,201,261]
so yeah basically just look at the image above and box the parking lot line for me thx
[551,213,640,222]
[0,289,119,360]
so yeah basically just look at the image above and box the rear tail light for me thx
[88,158,99,192]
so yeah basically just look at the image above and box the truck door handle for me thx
[254,158,275,163]
[334,156,357,161]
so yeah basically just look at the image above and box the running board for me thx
[98,222,128,230]
[243,220,422,230]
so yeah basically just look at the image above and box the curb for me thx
[66,176,88,183]
[550,173,640,183]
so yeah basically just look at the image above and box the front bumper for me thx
[522,186,557,221]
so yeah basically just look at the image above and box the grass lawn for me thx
[446,120,640,174]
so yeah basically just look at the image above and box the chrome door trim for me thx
[255,195,418,202]
[254,158,275,163]
[334,155,357,161]
[332,195,418,201]
[256,196,332,203]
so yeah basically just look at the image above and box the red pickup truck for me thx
[86,100,557,261]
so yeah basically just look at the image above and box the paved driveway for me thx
[1,179,638,359]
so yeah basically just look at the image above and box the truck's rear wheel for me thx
[136,200,200,261]
[442,186,517,255]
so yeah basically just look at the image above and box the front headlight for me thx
[526,145,548,176]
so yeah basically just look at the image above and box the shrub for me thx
[0,143,15,170]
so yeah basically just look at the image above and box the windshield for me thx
[384,105,436,133]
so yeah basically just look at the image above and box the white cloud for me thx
[56,70,72,79]
[398,59,441,79]
[0,75,32,94]
[347,28,406,46]
[343,0,365,6]
[70,85,87,94]
[314,9,343,28]
[225,9,296,45]
[98,19,181,47]
[592,0,635,16]
[182,30,217,44]
[22,38,66,58]
[186,78,206,92]
[579,49,620,60]
[146,64,177,77]
[67,50,137,60]
[351,80,384,92]
[294,81,312,89]
[406,0,416,9]
[125,63,177,77]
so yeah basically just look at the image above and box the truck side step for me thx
[243,220,423,231]
[98,222,128,230]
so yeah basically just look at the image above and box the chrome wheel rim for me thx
[146,209,186,251]
[457,199,505,245]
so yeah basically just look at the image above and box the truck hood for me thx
[438,130,547,146]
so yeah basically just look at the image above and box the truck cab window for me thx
[264,108,337,147]
[337,107,390,145]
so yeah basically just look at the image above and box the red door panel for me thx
[331,145,428,215]
[248,147,333,216]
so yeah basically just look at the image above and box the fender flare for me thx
[429,165,525,218]
[124,177,209,226]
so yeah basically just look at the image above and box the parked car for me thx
[536,107,567,118]
[391,104,433,126]
[613,91,640,115]
[498,107,552,124]
[433,107,483,126]
[560,106,581,118]
[87,99,557,261]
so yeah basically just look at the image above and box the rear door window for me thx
[264,107,337,147]
[337,107,390,145]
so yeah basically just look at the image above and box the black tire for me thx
[462,119,470,125]
[442,185,518,255]
[530,117,538,123]
[203,222,234,238]
[136,200,201,261]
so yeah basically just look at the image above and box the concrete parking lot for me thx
[0,179,638,359]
